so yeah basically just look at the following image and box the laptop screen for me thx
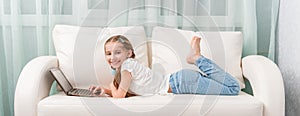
[50,68,73,93]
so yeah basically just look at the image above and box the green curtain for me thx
[0,0,280,116]
[256,0,280,61]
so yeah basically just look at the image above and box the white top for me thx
[121,58,170,95]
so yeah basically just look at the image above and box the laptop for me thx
[49,68,102,97]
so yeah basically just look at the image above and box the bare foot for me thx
[186,36,201,64]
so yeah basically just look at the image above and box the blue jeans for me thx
[169,56,240,95]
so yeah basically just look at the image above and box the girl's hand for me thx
[89,85,104,96]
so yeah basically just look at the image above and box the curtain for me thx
[0,0,280,116]
[256,0,280,61]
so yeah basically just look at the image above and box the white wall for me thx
[278,0,300,115]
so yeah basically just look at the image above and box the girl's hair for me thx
[104,35,136,97]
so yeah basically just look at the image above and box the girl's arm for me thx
[110,70,132,98]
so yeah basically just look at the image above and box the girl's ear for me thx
[127,50,133,58]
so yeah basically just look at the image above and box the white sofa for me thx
[14,25,285,116]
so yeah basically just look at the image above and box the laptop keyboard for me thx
[77,89,93,95]
[70,89,93,96]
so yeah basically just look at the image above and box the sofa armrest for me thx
[14,56,58,116]
[242,55,285,116]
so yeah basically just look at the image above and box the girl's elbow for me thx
[111,92,126,98]
[112,95,126,98]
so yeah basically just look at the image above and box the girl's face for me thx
[105,42,132,69]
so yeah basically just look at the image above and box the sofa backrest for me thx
[52,25,244,89]
[150,27,244,88]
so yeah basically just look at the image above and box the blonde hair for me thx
[104,35,136,97]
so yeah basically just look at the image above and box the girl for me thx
[89,35,240,98]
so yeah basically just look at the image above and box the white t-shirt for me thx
[121,58,170,95]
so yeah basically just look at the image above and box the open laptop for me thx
[49,68,102,97]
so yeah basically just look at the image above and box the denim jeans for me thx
[169,56,240,95]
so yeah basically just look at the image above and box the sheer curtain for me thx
[0,0,279,115]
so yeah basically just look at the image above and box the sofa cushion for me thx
[38,92,262,116]
[199,31,244,88]
[151,27,245,88]
[52,25,148,88]
[52,25,98,88]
